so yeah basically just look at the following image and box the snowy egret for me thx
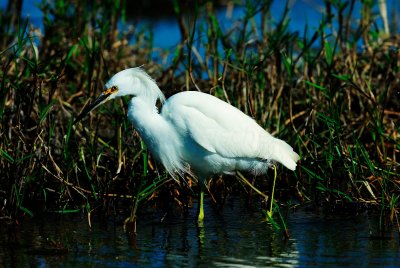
[74,68,299,221]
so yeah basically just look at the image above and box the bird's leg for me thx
[198,190,205,222]
[267,164,277,217]
[198,187,205,222]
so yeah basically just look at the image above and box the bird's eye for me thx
[104,85,118,95]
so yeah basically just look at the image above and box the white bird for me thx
[74,68,300,221]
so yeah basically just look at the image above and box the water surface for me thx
[1,198,399,267]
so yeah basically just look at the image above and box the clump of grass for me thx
[0,0,159,222]
[0,0,398,233]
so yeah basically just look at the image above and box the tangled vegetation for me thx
[0,0,398,231]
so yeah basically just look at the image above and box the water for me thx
[2,0,398,50]
[2,0,398,68]
[1,198,399,267]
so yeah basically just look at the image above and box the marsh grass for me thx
[0,0,398,234]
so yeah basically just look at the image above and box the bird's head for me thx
[74,68,165,124]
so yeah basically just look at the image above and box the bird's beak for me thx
[74,87,117,124]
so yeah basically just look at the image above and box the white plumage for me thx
[75,67,300,221]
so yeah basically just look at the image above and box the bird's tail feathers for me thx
[271,138,300,171]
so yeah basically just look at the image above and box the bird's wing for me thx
[162,91,273,159]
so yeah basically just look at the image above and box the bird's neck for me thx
[128,96,161,126]
[127,96,184,176]
[127,97,162,156]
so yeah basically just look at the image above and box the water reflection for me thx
[1,199,399,267]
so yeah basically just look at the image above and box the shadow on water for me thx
[1,197,399,267]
